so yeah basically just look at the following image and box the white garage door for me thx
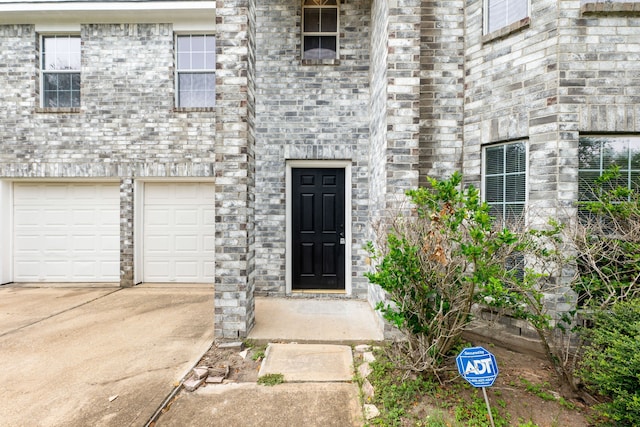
[143,182,214,283]
[13,183,120,282]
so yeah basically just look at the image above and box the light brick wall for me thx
[419,0,465,183]
[213,0,254,339]
[462,0,640,320]
[369,0,389,226]
[252,0,371,298]
[0,24,217,173]
[385,0,421,204]
[0,23,220,290]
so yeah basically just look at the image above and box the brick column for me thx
[119,177,134,288]
[386,0,421,204]
[419,0,464,184]
[214,0,254,339]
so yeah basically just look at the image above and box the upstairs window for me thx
[41,35,81,108]
[483,141,527,222]
[302,0,339,60]
[486,0,529,34]
[176,34,216,108]
[579,136,640,202]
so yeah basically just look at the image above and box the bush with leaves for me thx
[577,299,640,426]
[365,173,565,381]
[571,166,640,309]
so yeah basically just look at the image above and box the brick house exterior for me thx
[0,0,638,339]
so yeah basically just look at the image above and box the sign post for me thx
[456,346,499,427]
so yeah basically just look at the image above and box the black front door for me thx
[292,168,345,290]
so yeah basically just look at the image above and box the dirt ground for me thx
[410,341,593,427]
[184,342,591,426]
[195,343,262,383]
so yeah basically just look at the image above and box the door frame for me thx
[0,180,12,284]
[286,160,352,295]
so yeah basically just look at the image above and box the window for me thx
[302,0,339,60]
[484,141,527,222]
[486,0,529,34]
[41,35,81,108]
[579,136,640,202]
[176,34,215,108]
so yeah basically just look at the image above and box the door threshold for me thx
[292,289,346,295]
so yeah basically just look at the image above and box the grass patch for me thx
[520,378,557,402]
[257,373,284,386]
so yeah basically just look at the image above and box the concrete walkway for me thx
[0,287,383,426]
[248,296,385,343]
[0,283,215,427]
[155,343,364,427]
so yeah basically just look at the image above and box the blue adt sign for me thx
[456,346,499,388]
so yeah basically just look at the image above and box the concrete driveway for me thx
[0,283,214,427]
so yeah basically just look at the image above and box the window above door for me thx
[302,0,339,61]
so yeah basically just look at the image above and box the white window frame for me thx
[301,0,340,60]
[39,34,81,108]
[482,140,529,223]
[175,33,216,108]
[484,0,530,35]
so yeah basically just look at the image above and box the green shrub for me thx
[577,299,640,426]
[365,172,563,379]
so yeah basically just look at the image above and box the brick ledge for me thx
[482,17,530,44]
[581,1,640,14]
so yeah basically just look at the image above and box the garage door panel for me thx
[13,235,40,252]
[143,182,214,283]
[145,261,169,280]
[174,210,198,226]
[13,183,119,282]
[175,236,199,252]
[102,235,119,251]
[203,236,215,251]
[204,209,215,225]
[41,210,68,226]
[175,261,198,277]
[44,235,69,252]
[43,261,70,278]
[73,236,100,252]
[145,209,170,226]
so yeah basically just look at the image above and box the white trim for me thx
[0,181,12,285]
[0,1,215,26]
[134,180,144,285]
[286,160,352,295]
[35,23,80,32]
[173,22,216,32]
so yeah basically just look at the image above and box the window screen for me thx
[484,141,527,222]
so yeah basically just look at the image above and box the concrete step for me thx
[258,343,354,382]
